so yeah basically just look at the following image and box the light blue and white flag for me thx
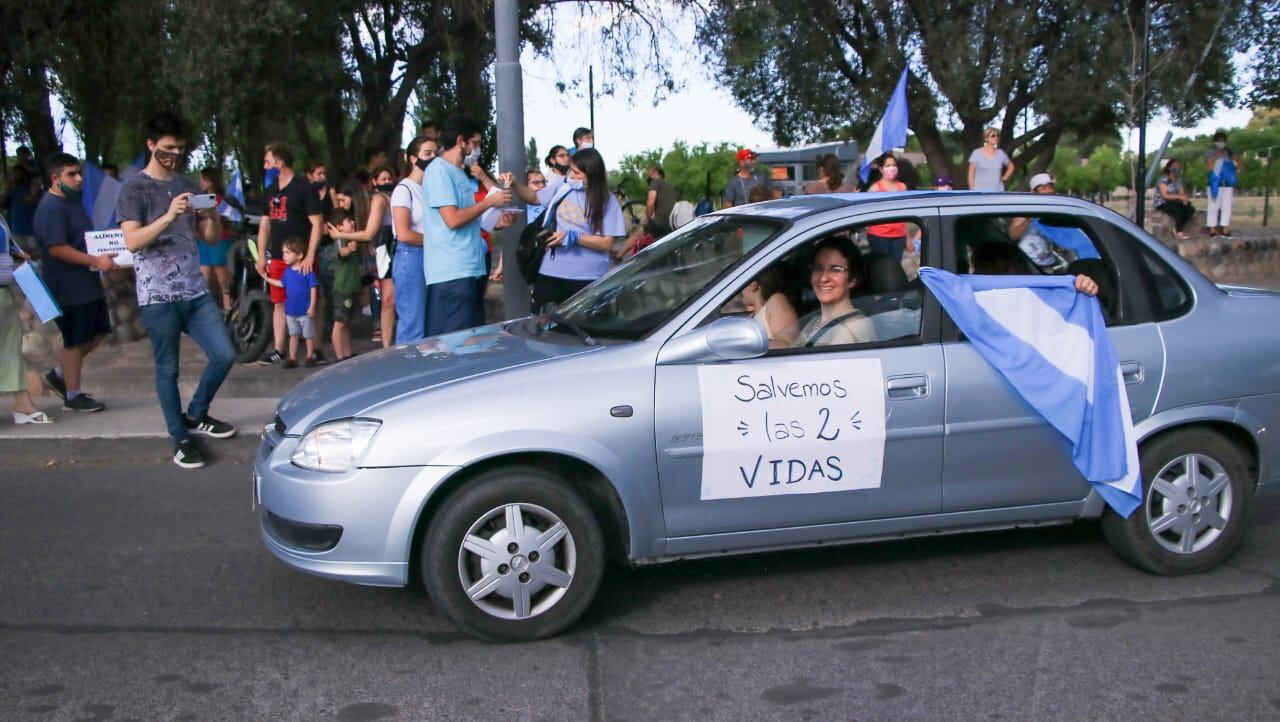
[220,168,245,224]
[80,161,123,230]
[919,268,1142,517]
[860,68,910,184]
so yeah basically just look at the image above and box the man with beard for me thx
[118,110,237,469]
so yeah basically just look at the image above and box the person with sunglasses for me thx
[968,127,1015,191]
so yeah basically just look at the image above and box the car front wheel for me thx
[421,467,605,641]
[1102,428,1253,575]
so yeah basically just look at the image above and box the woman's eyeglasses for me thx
[811,263,848,276]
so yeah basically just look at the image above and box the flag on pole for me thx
[220,168,246,224]
[860,68,911,183]
[120,152,147,183]
[918,268,1143,517]
[79,161,123,230]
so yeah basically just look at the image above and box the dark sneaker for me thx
[44,369,67,401]
[173,438,207,469]
[257,349,284,366]
[63,393,106,413]
[284,358,298,369]
[185,414,237,439]
[312,349,328,366]
[304,355,317,368]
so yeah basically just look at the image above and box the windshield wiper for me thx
[538,304,597,346]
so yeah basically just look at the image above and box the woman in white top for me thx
[388,137,437,346]
[967,127,1015,191]
[795,236,876,347]
[742,265,798,348]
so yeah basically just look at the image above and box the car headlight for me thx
[291,418,381,473]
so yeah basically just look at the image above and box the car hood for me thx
[275,322,603,434]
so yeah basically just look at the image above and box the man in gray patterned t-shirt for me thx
[117,110,238,470]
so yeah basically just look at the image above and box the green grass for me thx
[1103,195,1280,229]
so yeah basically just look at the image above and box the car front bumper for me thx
[253,427,457,588]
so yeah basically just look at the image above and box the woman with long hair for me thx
[543,145,571,192]
[197,168,233,309]
[510,148,625,311]
[329,175,392,345]
[388,136,437,344]
[804,154,854,194]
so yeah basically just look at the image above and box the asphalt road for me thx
[2,454,1278,721]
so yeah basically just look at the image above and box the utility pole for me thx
[495,0,529,318]
[1135,0,1150,228]
[588,66,596,135]
[1265,146,1275,227]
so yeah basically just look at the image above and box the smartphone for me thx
[189,193,218,211]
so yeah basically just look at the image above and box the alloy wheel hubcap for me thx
[1146,453,1233,555]
[457,502,576,620]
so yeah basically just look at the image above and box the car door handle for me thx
[1120,361,1144,385]
[886,374,930,400]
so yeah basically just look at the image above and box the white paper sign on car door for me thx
[698,358,886,500]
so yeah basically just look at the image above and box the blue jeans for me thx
[139,293,236,442]
[393,244,427,344]
[427,276,486,336]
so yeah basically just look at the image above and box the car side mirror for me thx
[657,316,769,365]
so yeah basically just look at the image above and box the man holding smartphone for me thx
[118,110,237,470]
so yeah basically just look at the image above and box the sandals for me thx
[13,410,53,425]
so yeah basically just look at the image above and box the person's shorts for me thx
[331,292,357,325]
[198,238,232,267]
[285,314,315,339]
[268,259,288,304]
[54,299,111,349]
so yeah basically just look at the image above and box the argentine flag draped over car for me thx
[919,268,1143,517]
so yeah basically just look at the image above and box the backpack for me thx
[669,201,695,229]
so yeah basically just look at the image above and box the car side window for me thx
[713,219,927,352]
[952,213,1121,323]
[1133,242,1192,320]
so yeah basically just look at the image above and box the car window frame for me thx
[1091,219,1195,323]
[937,202,1139,342]
[680,208,943,355]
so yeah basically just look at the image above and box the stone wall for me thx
[12,266,144,372]
[1167,235,1280,287]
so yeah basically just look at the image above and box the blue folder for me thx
[13,262,63,323]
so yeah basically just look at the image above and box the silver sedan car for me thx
[254,192,1280,641]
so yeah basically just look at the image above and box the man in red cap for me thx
[723,148,771,208]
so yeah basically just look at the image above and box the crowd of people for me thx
[0,113,1244,467]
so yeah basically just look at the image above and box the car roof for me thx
[717,191,1107,221]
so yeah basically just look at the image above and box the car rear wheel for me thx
[1101,428,1252,575]
[421,467,604,641]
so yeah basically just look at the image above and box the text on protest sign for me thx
[84,229,133,267]
[698,358,886,500]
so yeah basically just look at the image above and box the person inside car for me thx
[969,242,1099,296]
[794,236,877,347]
[742,265,798,348]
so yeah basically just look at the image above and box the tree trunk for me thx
[16,63,60,163]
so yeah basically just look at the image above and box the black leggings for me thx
[532,274,593,314]
[1158,200,1195,232]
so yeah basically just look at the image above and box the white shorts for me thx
[286,315,315,339]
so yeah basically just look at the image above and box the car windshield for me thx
[552,216,785,341]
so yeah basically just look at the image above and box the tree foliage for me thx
[698,0,1252,188]
[611,141,740,202]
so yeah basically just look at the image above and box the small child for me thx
[326,208,363,361]
[264,236,319,368]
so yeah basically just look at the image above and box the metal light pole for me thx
[1135,1,1150,228]
[495,0,529,318]
[1264,146,1275,227]
[588,66,596,134]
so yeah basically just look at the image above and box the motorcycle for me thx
[223,219,273,364]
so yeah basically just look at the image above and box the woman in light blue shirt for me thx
[513,148,625,312]
[967,127,1015,191]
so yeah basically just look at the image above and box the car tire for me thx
[1101,428,1252,575]
[421,466,605,642]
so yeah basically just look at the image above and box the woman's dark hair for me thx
[199,167,224,195]
[754,265,787,301]
[817,154,845,191]
[569,148,610,234]
[370,165,396,184]
[406,135,429,161]
[811,234,864,291]
[545,145,568,167]
[337,177,372,228]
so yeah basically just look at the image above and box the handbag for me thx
[516,187,571,282]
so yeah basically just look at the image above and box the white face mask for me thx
[566,177,585,190]
[1214,141,1226,150]
[578,142,593,150]
[463,147,481,166]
